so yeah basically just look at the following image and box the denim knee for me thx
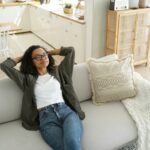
[64,137,81,150]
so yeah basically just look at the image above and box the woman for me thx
[0,45,85,150]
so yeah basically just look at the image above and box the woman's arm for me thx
[13,56,23,64]
[48,48,61,56]
[48,47,75,78]
[58,47,75,78]
[0,56,25,91]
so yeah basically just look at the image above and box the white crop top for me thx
[34,73,64,109]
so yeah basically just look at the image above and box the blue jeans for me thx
[39,102,83,150]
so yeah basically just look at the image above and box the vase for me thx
[129,0,139,8]
[63,8,73,14]
[139,0,150,8]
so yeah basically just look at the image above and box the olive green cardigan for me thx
[0,47,85,130]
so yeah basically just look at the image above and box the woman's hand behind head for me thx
[14,56,23,64]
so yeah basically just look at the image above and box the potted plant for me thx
[64,3,73,14]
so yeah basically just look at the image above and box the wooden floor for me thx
[0,33,150,81]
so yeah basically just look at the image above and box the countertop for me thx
[0,1,85,24]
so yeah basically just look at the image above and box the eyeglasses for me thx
[32,53,48,61]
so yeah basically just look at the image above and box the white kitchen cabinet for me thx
[60,17,85,63]
[49,15,86,63]
[29,6,85,63]
[29,6,50,36]
[0,5,30,32]
[46,14,66,48]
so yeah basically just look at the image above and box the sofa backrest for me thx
[0,78,23,124]
[72,63,92,102]
[0,63,91,124]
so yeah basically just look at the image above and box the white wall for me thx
[92,0,110,57]
[85,0,110,59]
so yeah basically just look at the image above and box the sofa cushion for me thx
[0,78,23,124]
[72,63,92,102]
[0,101,137,150]
[0,120,51,150]
[72,54,118,102]
[0,63,90,124]
[81,101,137,150]
[87,56,136,104]
[0,54,118,124]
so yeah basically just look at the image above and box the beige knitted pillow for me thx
[87,56,137,105]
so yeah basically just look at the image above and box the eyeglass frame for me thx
[32,52,49,61]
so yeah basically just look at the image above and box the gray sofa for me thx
[0,63,137,150]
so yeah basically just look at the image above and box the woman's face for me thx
[32,48,49,70]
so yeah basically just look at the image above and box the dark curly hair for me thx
[20,45,55,76]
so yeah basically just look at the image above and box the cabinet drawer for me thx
[134,44,148,61]
[135,27,149,43]
[118,31,134,48]
[137,13,150,26]
[117,46,133,58]
[106,31,115,49]
[107,13,116,31]
[119,15,136,32]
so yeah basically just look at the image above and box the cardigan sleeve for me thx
[58,46,75,78]
[58,47,85,120]
[0,58,25,91]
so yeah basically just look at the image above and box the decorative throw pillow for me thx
[87,56,137,105]
[95,54,118,62]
